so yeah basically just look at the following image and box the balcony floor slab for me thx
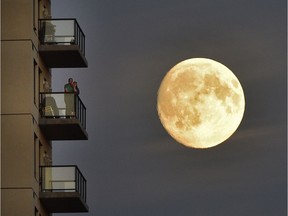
[40,192,89,213]
[39,45,88,68]
[39,118,88,140]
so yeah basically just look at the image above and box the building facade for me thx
[1,0,89,215]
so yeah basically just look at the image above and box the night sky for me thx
[51,1,286,215]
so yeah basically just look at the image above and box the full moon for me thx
[157,58,245,148]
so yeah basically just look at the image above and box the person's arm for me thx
[64,84,69,92]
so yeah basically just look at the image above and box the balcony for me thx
[39,92,88,140]
[40,166,89,213]
[39,19,88,68]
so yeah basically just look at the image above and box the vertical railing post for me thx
[74,166,77,193]
[83,34,85,55]
[78,168,80,194]
[74,19,79,48]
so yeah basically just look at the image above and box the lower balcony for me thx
[40,166,89,213]
[39,92,88,140]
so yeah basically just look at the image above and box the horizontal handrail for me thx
[39,92,86,129]
[40,165,87,201]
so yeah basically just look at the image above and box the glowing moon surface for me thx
[157,58,245,148]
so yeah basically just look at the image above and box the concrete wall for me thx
[2,189,34,215]
[1,41,34,114]
[1,0,52,215]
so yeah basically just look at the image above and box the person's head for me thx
[68,78,73,83]
[73,81,78,86]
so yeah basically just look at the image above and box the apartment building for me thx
[1,0,89,215]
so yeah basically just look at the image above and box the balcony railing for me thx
[40,165,88,213]
[40,92,86,127]
[39,19,85,54]
[39,92,88,140]
[40,166,86,200]
[39,19,87,68]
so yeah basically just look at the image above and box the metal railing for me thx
[39,92,86,129]
[39,19,85,55]
[40,165,87,202]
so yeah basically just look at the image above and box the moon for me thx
[157,58,245,149]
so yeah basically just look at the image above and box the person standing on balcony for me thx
[64,78,75,117]
[64,78,74,92]
[73,81,80,95]
[73,81,80,117]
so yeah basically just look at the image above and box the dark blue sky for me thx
[51,1,286,215]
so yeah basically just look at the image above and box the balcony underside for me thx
[40,192,89,213]
[39,118,88,140]
[39,45,88,68]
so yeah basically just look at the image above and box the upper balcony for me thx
[40,165,89,213]
[39,19,88,68]
[39,92,88,140]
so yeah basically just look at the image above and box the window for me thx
[34,60,38,105]
[34,134,39,180]
[34,207,39,216]
[33,0,38,31]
